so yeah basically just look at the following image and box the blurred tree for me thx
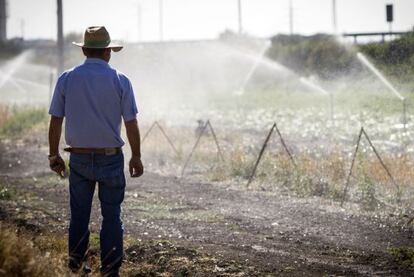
[64,32,83,45]
[267,34,360,80]
[360,32,414,83]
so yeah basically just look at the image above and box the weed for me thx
[389,247,414,267]
[0,185,13,200]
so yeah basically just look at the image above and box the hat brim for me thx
[72,42,123,52]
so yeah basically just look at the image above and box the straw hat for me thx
[72,26,123,52]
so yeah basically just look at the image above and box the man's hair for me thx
[82,47,108,58]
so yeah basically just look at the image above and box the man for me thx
[48,26,144,276]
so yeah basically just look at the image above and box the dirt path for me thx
[1,128,414,276]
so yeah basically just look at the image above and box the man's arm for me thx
[125,118,144,177]
[48,116,66,177]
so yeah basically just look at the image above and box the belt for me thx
[64,147,121,156]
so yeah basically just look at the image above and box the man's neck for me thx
[86,57,109,63]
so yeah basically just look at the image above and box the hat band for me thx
[84,39,111,48]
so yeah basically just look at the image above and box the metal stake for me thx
[155,121,179,156]
[246,123,276,187]
[341,127,363,206]
[181,121,209,177]
[275,123,296,168]
[141,121,179,157]
[341,127,400,206]
[330,93,334,124]
[403,98,407,131]
[141,121,157,143]
[207,120,225,162]
[361,128,399,193]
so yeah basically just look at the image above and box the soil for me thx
[1,126,414,276]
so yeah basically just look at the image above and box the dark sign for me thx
[386,4,393,23]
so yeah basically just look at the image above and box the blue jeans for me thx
[68,152,125,275]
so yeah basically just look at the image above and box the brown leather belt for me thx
[64,147,121,156]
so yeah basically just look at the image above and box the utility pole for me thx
[20,19,25,39]
[57,0,64,74]
[332,0,337,34]
[137,3,142,42]
[0,0,7,43]
[159,0,163,41]
[237,0,243,34]
[289,0,293,35]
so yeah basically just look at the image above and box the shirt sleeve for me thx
[48,73,66,117]
[119,74,139,122]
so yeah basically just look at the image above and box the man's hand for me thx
[49,155,66,178]
[129,156,144,178]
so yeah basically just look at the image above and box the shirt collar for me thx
[84,58,110,67]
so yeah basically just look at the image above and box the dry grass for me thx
[132,122,414,210]
[0,223,67,276]
[0,104,9,130]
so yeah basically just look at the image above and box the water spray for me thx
[0,51,31,90]
[300,77,334,123]
[357,52,407,128]
[236,40,271,95]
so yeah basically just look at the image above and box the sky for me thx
[6,0,414,42]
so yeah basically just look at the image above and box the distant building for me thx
[0,0,6,43]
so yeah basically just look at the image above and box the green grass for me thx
[208,87,414,117]
[0,185,14,200]
[389,247,414,267]
[0,108,47,137]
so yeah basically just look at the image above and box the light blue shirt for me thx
[49,58,138,148]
